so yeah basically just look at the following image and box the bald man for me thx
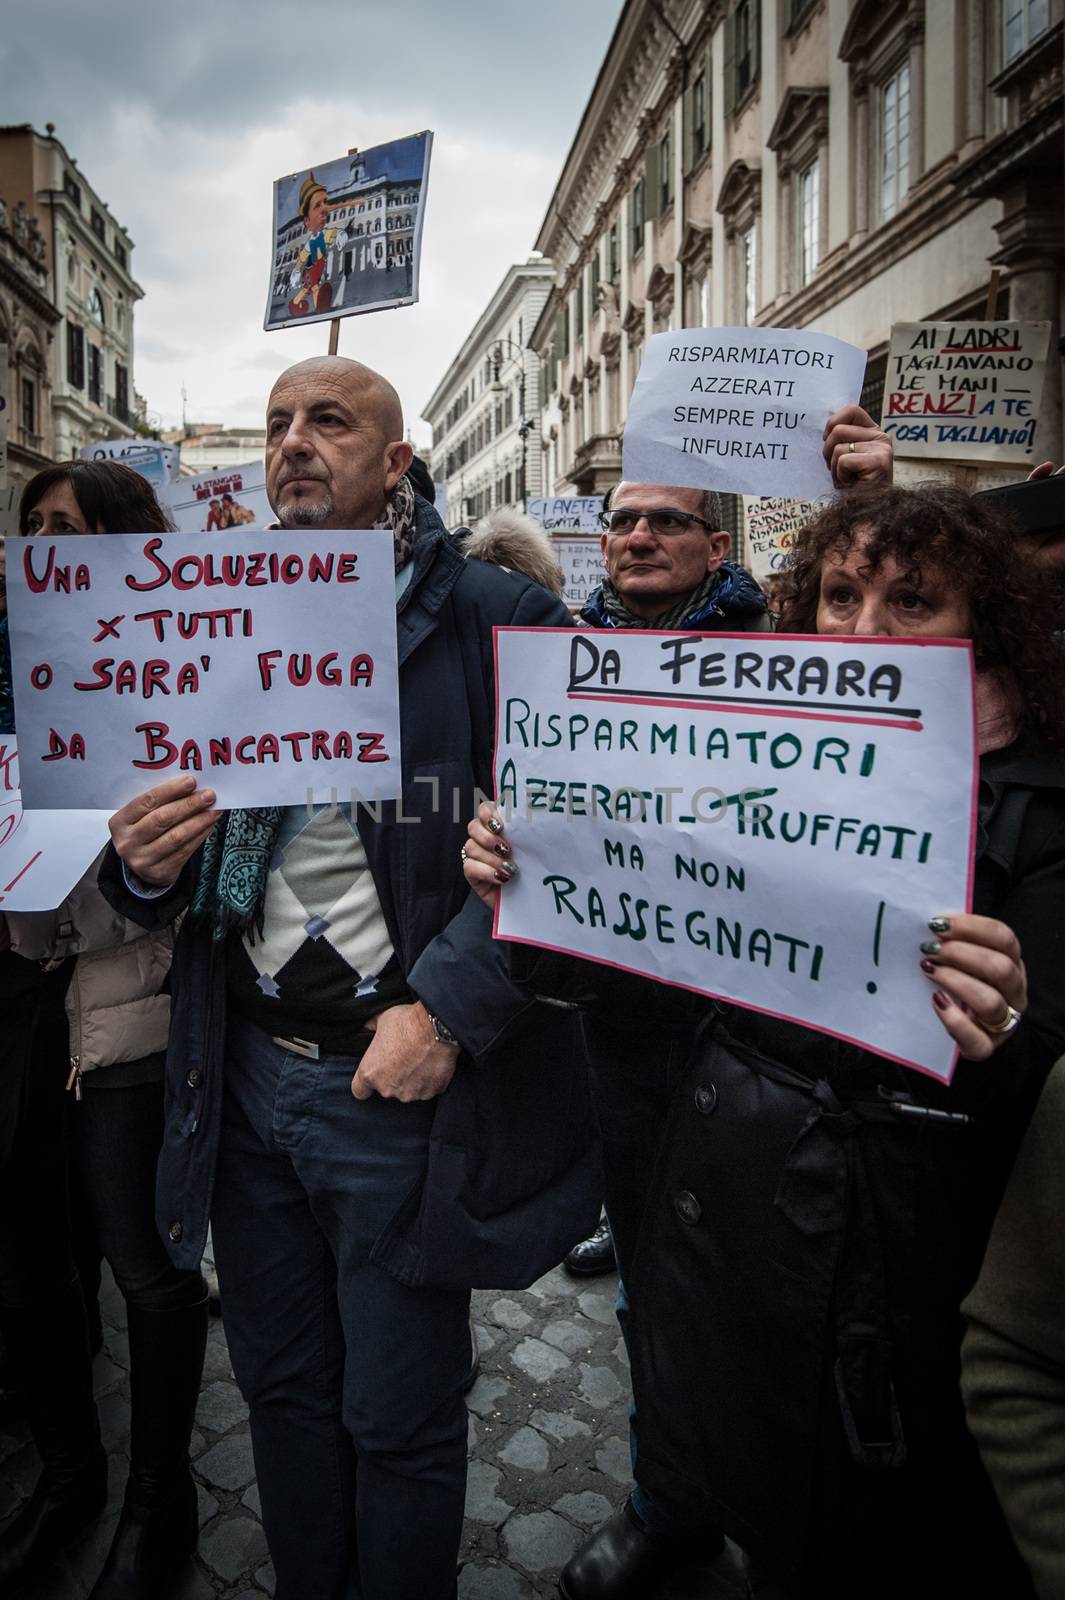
[101,358,600,1600]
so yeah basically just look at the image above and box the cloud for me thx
[1,1,623,438]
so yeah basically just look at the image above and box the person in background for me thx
[0,461,207,1600]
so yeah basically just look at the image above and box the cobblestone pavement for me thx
[2,1255,747,1600]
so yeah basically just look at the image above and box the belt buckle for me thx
[272,1035,320,1061]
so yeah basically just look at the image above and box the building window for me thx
[114,239,127,270]
[90,207,106,243]
[590,249,600,311]
[64,172,81,210]
[742,225,758,325]
[575,279,584,342]
[690,70,709,164]
[88,344,103,405]
[66,320,85,389]
[20,377,36,439]
[659,127,672,213]
[735,0,758,102]
[630,178,645,255]
[88,286,105,327]
[114,360,129,419]
[562,301,571,355]
[1004,0,1049,61]
[608,220,620,282]
[786,0,816,28]
[799,158,820,284]
[880,61,911,221]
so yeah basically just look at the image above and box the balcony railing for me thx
[107,394,133,426]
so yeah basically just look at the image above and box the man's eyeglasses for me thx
[598,508,713,537]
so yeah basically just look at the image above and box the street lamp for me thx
[489,337,533,512]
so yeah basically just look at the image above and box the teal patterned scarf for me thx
[190,480,417,940]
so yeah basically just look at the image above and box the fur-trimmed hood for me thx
[460,510,564,596]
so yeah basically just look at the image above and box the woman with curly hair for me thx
[461,482,1065,1600]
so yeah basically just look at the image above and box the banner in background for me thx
[158,461,270,533]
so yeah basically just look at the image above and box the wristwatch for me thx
[427,1011,459,1047]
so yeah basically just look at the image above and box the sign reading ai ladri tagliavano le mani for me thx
[493,627,977,1082]
[7,528,402,811]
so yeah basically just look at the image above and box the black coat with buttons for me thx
[99,500,603,1288]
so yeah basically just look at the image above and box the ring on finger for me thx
[848,441,856,453]
[981,1003,1022,1037]
[460,846,468,863]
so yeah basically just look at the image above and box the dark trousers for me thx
[586,1016,715,1541]
[0,962,202,1313]
[210,1018,470,1600]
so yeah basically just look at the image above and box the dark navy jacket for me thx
[100,500,602,1288]
[580,558,769,631]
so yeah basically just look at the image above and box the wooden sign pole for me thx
[328,319,340,356]
[983,269,1001,321]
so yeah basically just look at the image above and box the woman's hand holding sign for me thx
[823,404,893,489]
[109,774,221,887]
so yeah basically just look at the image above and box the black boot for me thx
[88,1294,208,1599]
[0,1278,108,1597]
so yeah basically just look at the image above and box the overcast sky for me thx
[1,1,623,444]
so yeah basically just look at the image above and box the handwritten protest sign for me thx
[882,321,1050,461]
[553,536,604,611]
[527,497,603,534]
[622,328,866,500]
[493,628,976,1081]
[7,529,402,811]
[741,496,817,582]
[158,461,270,534]
[265,132,433,332]
[0,738,110,911]
[80,439,181,486]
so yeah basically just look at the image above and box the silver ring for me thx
[848,441,856,452]
[460,846,468,863]
[981,1004,1022,1037]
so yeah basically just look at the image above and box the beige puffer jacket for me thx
[5,850,176,1085]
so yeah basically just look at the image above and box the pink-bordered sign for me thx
[490,627,979,1084]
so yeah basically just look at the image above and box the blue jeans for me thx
[210,1017,471,1600]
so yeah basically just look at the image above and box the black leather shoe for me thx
[559,1499,725,1599]
[563,1218,617,1278]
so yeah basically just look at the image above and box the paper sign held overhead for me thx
[492,627,977,1082]
[7,528,403,811]
[742,496,818,583]
[265,132,433,332]
[80,439,182,486]
[881,320,1051,462]
[622,328,867,500]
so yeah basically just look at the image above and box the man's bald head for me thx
[265,356,413,530]
[270,356,404,444]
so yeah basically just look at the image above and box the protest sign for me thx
[433,482,449,526]
[7,528,403,811]
[265,131,433,332]
[158,461,270,534]
[80,439,182,486]
[741,495,817,582]
[882,320,1051,462]
[0,738,111,911]
[553,536,604,610]
[527,496,604,534]
[493,628,976,1081]
[622,328,866,500]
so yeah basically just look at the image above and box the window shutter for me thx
[683,82,693,171]
[751,0,761,87]
[644,145,661,221]
[724,9,736,115]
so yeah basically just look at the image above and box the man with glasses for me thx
[559,402,892,1600]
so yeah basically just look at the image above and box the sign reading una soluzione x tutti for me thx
[493,628,977,1082]
[7,529,403,811]
[622,327,868,500]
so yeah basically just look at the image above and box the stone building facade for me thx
[0,185,60,495]
[0,122,144,466]
[531,0,1063,498]
[423,258,554,523]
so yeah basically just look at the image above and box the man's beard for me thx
[276,492,334,528]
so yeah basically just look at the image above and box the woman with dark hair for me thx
[0,458,206,1600]
[461,483,1065,1599]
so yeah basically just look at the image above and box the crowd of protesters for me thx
[0,355,1062,1600]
